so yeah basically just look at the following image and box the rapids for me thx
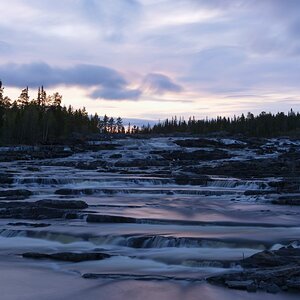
[0,137,299,299]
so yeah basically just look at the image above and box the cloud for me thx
[142,73,183,94]
[0,62,184,100]
[0,62,125,87]
[0,62,141,100]
[0,62,187,101]
[90,87,142,100]
[0,41,11,54]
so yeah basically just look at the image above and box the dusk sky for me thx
[1,0,300,121]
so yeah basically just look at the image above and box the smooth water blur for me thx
[0,137,300,299]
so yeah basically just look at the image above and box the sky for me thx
[1,0,300,122]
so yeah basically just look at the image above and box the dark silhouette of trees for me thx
[116,117,124,133]
[0,83,122,145]
[141,110,300,137]
[1,83,299,143]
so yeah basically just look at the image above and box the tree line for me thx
[0,82,126,145]
[1,82,299,143]
[139,111,300,137]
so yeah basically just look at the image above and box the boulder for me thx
[22,252,111,262]
[86,214,136,223]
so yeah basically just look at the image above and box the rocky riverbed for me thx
[0,136,300,299]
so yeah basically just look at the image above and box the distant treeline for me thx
[0,83,127,145]
[2,83,300,144]
[139,111,300,137]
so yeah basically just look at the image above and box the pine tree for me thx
[116,117,123,133]
[108,117,115,133]
[17,87,30,107]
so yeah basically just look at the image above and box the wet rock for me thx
[244,190,272,196]
[266,283,281,294]
[174,175,210,185]
[86,214,136,223]
[75,160,107,170]
[0,176,14,184]
[175,139,223,148]
[109,153,122,159]
[35,199,88,209]
[176,138,248,149]
[55,188,95,195]
[241,248,300,268]
[153,149,232,161]
[26,167,41,172]
[64,212,78,219]
[81,273,203,282]
[7,222,50,227]
[1,195,28,201]
[86,143,121,151]
[268,180,300,193]
[55,188,79,195]
[48,160,107,170]
[0,189,33,198]
[272,196,300,206]
[0,207,66,220]
[225,280,255,290]
[208,247,300,293]
[22,252,111,262]
[247,283,258,293]
[286,278,300,290]
[115,159,168,168]
[0,200,88,220]
[185,157,300,178]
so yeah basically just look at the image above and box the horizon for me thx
[1,1,300,119]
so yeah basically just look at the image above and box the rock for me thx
[109,153,122,159]
[1,195,28,201]
[225,280,255,290]
[153,149,232,162]
[266,283,281,294]
[26,167,41,172]
[75,160,106,170]
[244,190,273,196]
[115,159,168,168]
[258,281,268,290]
[86,143,121,151]
[64,213,78,219]
[286,278,300,290]
[272,196,300,206]
[184,158,300,178]
[22,252,111,262]
[7,222,50,227]
[0,176,14,184]
[241,248,300,268]
[55,188,94,195]
[174,175,210,185]
[35,199,88,209]
[86,214,136,223]
[0,200,87,220]
[247,283,258,293]
[268,180,300,193]
[175,138,247,149]
[0,207,66,220]
[175,138,223,148]
[208,247,300,293]
[0,189,33,198]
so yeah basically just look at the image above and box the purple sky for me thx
[1,0,300,120]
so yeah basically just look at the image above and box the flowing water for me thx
[0,137,299,299]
